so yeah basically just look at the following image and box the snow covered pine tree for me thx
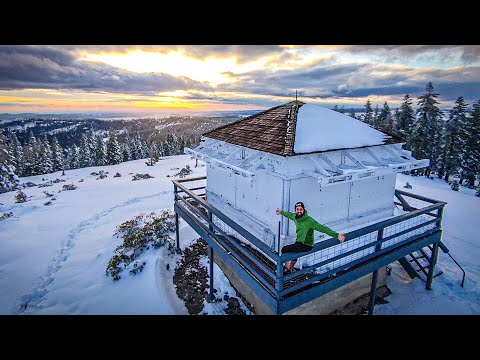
[0,133,20,194]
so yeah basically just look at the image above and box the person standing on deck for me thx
[276,201,345,272]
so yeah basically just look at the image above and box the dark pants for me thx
[281,242,313,254]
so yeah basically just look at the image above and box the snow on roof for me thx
[294,103,391,153]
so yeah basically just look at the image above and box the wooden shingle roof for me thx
[203,100,403,156]
[203,100,304,156]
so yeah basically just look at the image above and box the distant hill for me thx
[0,109,263,122]
[0,111,263,148]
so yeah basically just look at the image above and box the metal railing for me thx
[173,176,446,314]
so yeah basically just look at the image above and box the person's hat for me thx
[294,201,305,210]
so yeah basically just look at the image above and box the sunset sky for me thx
[0,45,479,114]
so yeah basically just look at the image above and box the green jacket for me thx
[281,210,338,247]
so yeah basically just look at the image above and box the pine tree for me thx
[79,133,93,168]
[165,133,180,155]
[157,141,166,158]
[7,134,17,171]
[132,135,145,159]
[0,132,20,193]
[340,105,345,114]
[141,140,149,159]
[377,101,390,130]
[25,132,40,176]
[363,100,373,125]
[67,144,80,169]
[392,108,401,134]
[412,82,444,177]
[95,135,106,166]
[163,134,173,156]
[9,133,25,177]
[397,95,416,139]
[333,105,339,112]
[88,132,97,165]
[177,136,185,155]
[436,128,448,180]
[373,104,379,128]
[39,134,53,174]
[349,108,356,119]
[121,143,131,162]
[51,136,65,172]
[146,144,159,165]
[438,97,467,181]
[461,99,480,185]
[106,131,122,165]
[131,135,141,160]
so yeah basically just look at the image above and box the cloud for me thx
[1,45,479,110]
[216,60,480,102]
[341,45,480,65]
[63,45,284,63]
[0,45,212,94]
[0,102,48,107]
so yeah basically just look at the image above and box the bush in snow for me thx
[129,261,146,275]
[22,182,37,188]
[114,172,121,178]
[450,181,459,191]
[96,174,107,180]
[0,212,14,221]
[145,157,157,166]
[62,184,77,191]
[132,173,154,181]
[44,201,53,206]
[106,210,176,281]
[15,191,27,203]
[476,188,480,197]
[43,191,54,197]
[174,165,192,178]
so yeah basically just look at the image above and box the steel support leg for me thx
[426,242,439,290]
[208,245,215,301]
[368,270,379,315]
[175,212,180,252]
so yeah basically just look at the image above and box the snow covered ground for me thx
[1,157,479,315]
[0,156,228,315]
[375,173,480,314]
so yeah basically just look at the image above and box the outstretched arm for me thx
[311,220,345,242]
[276,208,296,220]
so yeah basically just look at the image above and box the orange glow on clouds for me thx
[81,50,270,85]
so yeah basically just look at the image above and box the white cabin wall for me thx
[205,163,284,248]
[248,172,284,231]
[348,172,396,218]
[206,163,235,206]
[234,174,254,211]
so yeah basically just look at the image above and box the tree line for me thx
[0,130,195,192]
[341,82,480,186]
